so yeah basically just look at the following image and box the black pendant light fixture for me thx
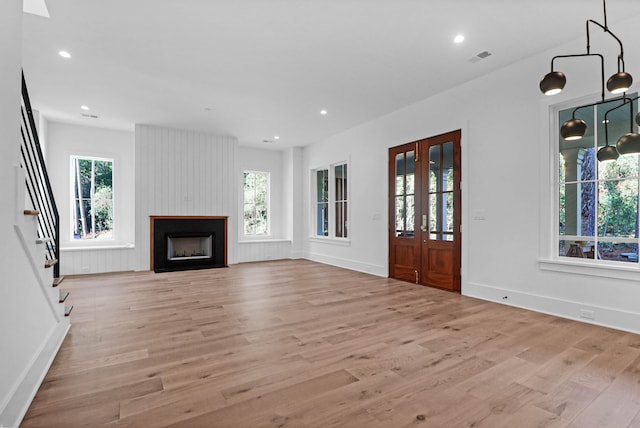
[560,118,587,140]
[540,71,567,96]
[539,0,639,161]
[597,143,619,163]
[612,96,640,155]
[607,71,633,94]
[598,95,640,159]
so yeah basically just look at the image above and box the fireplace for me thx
[150,216,227,273]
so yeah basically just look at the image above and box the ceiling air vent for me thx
[81,114,99,119]
[469,51,492,64]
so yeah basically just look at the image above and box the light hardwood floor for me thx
[22,259,640,427]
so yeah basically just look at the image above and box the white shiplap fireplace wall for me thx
[134,125,240,270]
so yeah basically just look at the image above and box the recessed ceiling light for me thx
[320,110,328,115]
[274,136,280,140]
[81,105,89,111]
[58,50,71,59]
[454,35,465,44]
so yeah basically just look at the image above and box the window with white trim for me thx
[558,95,639,263]
[243,170,270,235]
[70,156,114,240]
[312,162,348,238]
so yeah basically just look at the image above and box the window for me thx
[71,156,114,240]
[558,95,639,264]
[243,171,269,235]
[313,162,348,239]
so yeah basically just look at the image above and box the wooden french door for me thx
[389,130,461,292]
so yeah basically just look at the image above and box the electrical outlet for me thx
[580,309,595,320]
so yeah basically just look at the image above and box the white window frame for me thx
[242,170,271,237]
[68,155,115,242]
[539,94,640,279]
[310,159,350,242]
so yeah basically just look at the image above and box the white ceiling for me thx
[21,0,640,149]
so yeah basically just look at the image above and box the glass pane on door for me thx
[443,142,454,192]
[429,146,440,193]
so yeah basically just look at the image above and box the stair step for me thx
[44,259,58,269]
[52,276,64,287]
[59,290,69,303]
[64,305,73,317]
[23,209,40,216]
[36,237,53,244]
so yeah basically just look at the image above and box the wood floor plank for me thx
[20,259,640,427]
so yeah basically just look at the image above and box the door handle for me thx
[420,214,427,232]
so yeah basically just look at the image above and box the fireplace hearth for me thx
[151,216,227,273]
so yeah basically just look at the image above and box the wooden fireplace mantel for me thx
[150,215,228,271]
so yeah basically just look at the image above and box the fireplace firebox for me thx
[151,216,227,273]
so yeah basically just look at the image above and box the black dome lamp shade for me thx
[540,71,566,96]
[597,143,619,163]
[560,118,587,140]
[607,71,633,94]
[616,133,640,156]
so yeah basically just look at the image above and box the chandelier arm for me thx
[603,96,638,134]
[586,20,592,55]
[551,53,605,102]
[587,19,625,71]
[570,94,628,120]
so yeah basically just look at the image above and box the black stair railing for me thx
[20,71,60,278]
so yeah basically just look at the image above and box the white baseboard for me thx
[463,281,640,335]
[0,319,70,428]
[305,251,387,277]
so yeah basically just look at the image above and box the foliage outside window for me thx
[313,162,348,238]
[71,156,114,240]
[335,164,348,238]
[316,169,329,236]
[243,171,269,235]
[558,95,639,263]
[394,151,415,238]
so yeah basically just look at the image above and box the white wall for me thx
[134,125,239,270]
[46,122,135,275]
[302,15,640,333]
[1,2,68,425]
[284,147,305,258]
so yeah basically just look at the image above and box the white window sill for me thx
[238,239,292,244]
[61,243,135,252]
[308,236,351,246]
[539,258,640,281]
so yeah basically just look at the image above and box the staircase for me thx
[18,71,71,316]
[0,73,72,428]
